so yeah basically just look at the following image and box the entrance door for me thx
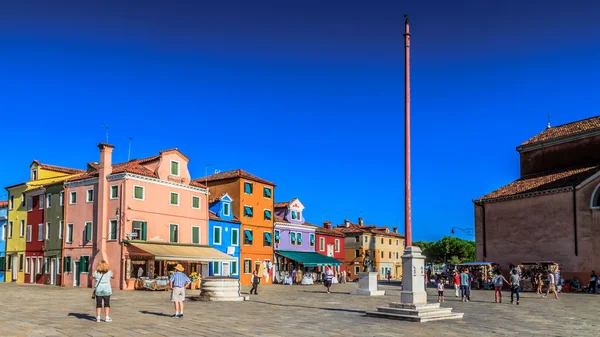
[31,258,36,283]
[73,261,80,287]
[50,259,56,285]
[12,256,18,281]
[222,262,230,277]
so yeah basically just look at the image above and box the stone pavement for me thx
[0,281,598,336]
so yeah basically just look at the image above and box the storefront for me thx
[274,250,343,285]
[125,241,237,290]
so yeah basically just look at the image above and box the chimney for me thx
[358,217,364,225]
[94,143,115,268]
[393,226,398,233]
[323,221,331,229]
[344,219,350,228]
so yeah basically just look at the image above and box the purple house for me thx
[273,198,340,284]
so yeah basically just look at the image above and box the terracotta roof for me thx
[274,215,290,224]
[195,169,276,186]
[31,160,85,174]
[0,200,8,208]
[274,201,289,208]
[209,211,241,223]
[303,222,346,237]
[208,193,228,204]
[159,149,189,161]
[189,180,207,188]
[476,164,600,202]
[520,115,600,146]
[333,223,405,238]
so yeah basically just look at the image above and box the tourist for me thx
[250,269,260,295]
[536,273,543,294]
[387,271,392,283]
[324,266,334,293]
[543,267,559,300]
[169,264,191,318]
[492,269,508,303]
[437,278,445,303]
[452,271,460,297]
[460,269,470,302]
[91,260,114,323]
[589,270,597,294]
[510,269,521,305]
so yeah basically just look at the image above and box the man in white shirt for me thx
[324,266,334,293]
[543,268,559,299]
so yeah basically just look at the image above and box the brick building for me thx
[474,116,600,282]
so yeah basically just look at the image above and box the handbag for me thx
[92,273,105,299]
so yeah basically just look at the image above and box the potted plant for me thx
[189,272,199,290]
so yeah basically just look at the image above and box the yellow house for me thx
[4,161,83,283]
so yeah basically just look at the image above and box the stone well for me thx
[200,277,246,302]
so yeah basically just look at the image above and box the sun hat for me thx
[175,264,184,272]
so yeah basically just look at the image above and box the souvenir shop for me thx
[273,250,343,285]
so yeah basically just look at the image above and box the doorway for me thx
[222,262,230,277]
[73,261,80,287]
[31,258,36,283]
[12,256,18,281]
[50,259,56,285]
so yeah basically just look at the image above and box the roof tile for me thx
[195,169,276,186]
[209,211,241,223]
[520,115,600,146]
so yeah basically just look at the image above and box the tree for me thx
[413,236,475,265]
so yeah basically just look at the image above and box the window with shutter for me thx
[192,227,200,244]
[170,224,178,243]
[85,222,92,242]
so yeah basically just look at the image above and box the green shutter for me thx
[141,222,147,241]
[85,223,92,241]
[192,227,199,244]
[232,229,238,245]
[232,261,237,274]
[79,256,85,273]
[214,227,221,244]
[0,257,4,271]
[170,224,177,243]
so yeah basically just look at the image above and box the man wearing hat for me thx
[169,264,191,318]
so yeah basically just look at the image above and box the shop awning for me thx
[276,250,343,267]
[127,241,236,262]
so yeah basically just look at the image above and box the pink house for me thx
[62,143,232,290]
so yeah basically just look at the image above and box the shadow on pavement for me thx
[67,313,96,321]
[139,311,173,317]
[250,300,365,314]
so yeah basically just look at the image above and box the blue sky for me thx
[1,1,599,241]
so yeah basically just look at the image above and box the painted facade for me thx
[44,183,65,286]
[197,169,275,286]
[312,221,346,273]
[24,192,45,284]
[208,193,241,278]
[273,199,316,253]
[0,200,7,283]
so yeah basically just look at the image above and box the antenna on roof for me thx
[547,112,551,129]
[103,124,109,143]
[127,137,133,161]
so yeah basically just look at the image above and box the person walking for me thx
[589,270,597,294]
[492,269,509,303]
[543,267,559,300]
[387,271,392,283]
[536,272,543,294]
[250,269,260,295]
[453,271,460,297]
[460,269,470,302]
[169,264,191,318]
[509,269,521,305]
[91,260,114,323]
[437,278,445,303]
[324,266,334,293]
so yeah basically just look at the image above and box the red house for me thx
[312,221,345,274]
[24,191,45,284]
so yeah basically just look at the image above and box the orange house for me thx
[195,169,275,285]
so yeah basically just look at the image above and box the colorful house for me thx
[63,143,231,290]
[0,200,7,283]
[24,190,45,284]
[44,181,67,286]
[312,221,346,274]
[196,169,275,286]
[208,193,242,278]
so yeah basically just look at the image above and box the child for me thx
[437,279,445,303]
[492,269,509,303]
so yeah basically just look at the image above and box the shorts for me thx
[438,291,444,296]
[324,279,332,287]
[171,287,186,302]
[96,296,110,309]
[548,284,556,292]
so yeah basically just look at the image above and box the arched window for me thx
[592,184,600,208]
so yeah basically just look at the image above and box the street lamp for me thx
[451,227,475,236]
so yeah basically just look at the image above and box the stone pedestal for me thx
[199,277,247,302]
[350,272,385,296]
[366,246,463,322]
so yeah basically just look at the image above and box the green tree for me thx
[413,236,475,264]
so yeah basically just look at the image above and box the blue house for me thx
[0,200,7,283]
[208,193,241,278]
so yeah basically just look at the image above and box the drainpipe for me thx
[61,184,67,287]
[119,180,125,290]
[573,185,578,256]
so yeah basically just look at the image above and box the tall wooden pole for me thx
[404,15,412,247]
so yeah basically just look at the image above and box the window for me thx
[27,196,32,211]
[108,220,118,240]
[223,203,231,216]
[244,206,253,218]
[110,185,119,199]
[21,195,25,207]
[26,225,32,242]
[46,194,52,208]
[372,237,375,244]
[86,189,94,203]
[37,224,43,241]
[243,259,252,274]
[80,256,90,273]
[132,221,147,241]
[244,182,253,194]
[1,224,5,241]
[231,259,238,275]
[170,224,179,243]
[45,223,50,240]
[213,226,222,245]
[57,257,61,275]
[381,238,384,244]
[170,161,180,176]
[192,196,201,209]
[69,191,77,204]
[381,251,384,258]
[244,229,253,245]
[264,232,272,247]
[44,258,49,274]
[355,266,360,275]
[192,226,200,244]
[231,228,239,246]
[37,257,42,274]
[8,222,13,238]
[134,186,145,200]
[170,192,179,206]
[263,187,272,198]
[19,254,23,272]
[84,222,93,242]
[335,239,340,252]
[274,230,280,244]
[290,232,297,245]
[365,236,368,242]
[309,233,315,247]
[389,252,392,258]
[25,257,30,274]
[31,169,38,180]
[7,256,11,270]
[39,195,44,210]
[396,239,399,246]
[9,195,14,210]
[64,256,72,273]
[355,250,360,258]
[396,252,399,259]
[59,220,64,239]
[320,237,325,251]
[59,191,64,206]
[0,257,4,273]
[355,236,360,243]
[212,262,220,275]
[20,220,25,237]
[291,211,298,220]
[264,209,272,221]
[66,224,73,243]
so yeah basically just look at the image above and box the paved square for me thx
[0,282,597,336]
